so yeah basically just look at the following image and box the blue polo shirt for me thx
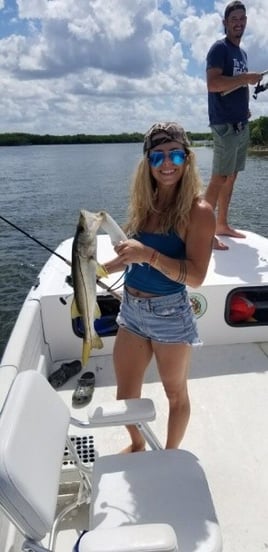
[206,37,248,124]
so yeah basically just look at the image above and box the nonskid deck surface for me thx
[47,338,268,552]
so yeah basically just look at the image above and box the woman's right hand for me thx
[114,239,152,265]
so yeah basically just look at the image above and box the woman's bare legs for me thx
[153,341,191,449]
[114,328,192,451]
[113,327,153,452]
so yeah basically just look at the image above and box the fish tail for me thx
[100,211,127,245]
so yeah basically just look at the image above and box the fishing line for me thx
[96,278,122,301]
[0,214,122,300]
[0,214,71,266]
[100,271,125,291]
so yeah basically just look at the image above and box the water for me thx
[0,144,267,358]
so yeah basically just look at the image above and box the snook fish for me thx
[71,210,107,366]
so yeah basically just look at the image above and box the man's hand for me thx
[246,72,263,86]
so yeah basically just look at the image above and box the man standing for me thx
[205,1,262,249]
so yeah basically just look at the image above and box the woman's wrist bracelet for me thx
[149,249,160,267]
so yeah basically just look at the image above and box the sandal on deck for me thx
[72,371,95,407]
[48,360,82,389]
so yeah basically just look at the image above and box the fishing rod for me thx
[0,214,71,266]
[0,214,122,300]
[221,69,268,98]
[253,71,268,99]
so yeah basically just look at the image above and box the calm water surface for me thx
[0,144,267,358]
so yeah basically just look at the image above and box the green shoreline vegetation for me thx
[0,116,267,149]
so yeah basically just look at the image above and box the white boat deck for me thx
[47,339,268,552]
[0,230,268,552]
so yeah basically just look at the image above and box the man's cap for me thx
[143,122,190,154]
[224,1,246,19]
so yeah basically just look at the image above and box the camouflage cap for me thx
[224,1,246,19]
[143,122,190,154]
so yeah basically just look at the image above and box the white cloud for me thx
[0,0,267,134]
[180,13,223,64]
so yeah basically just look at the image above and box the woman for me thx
[103,122,215,451]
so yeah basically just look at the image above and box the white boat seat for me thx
[0,369,70,542]
[71,397,163,450]
[87,398,156,426]
[77,524,179,552]
[0,370,222,552]
[83,449,222,552]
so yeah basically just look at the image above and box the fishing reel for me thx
[253,72,268,99]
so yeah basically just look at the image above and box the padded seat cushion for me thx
[77,524,179,552]
[90,449,222,552]
[0,370,70,540]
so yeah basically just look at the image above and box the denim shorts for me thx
[211,122,249,175]
[116,288,201,346]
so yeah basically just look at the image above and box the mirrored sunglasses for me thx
[148,149,186,168]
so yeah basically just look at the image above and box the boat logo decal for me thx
[189,293,207,318]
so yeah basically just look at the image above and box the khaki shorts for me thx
[211,123,249,176]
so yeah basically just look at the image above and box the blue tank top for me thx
[125,231,186,295]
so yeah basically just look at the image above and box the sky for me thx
[0,0,267,135]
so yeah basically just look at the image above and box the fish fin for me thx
[71,297,81,318]
[96,262,109,279]
[92,334,104,350]
[94,302,102,319]
[82,334,103,366]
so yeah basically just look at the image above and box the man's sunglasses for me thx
[148,149,186,168]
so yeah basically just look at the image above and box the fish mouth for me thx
[78,210,105,234]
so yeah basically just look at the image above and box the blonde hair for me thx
[124,149,203,236]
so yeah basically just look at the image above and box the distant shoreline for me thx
[0,140,267,153]
[248,146,268,154]
[0,126,267,150]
